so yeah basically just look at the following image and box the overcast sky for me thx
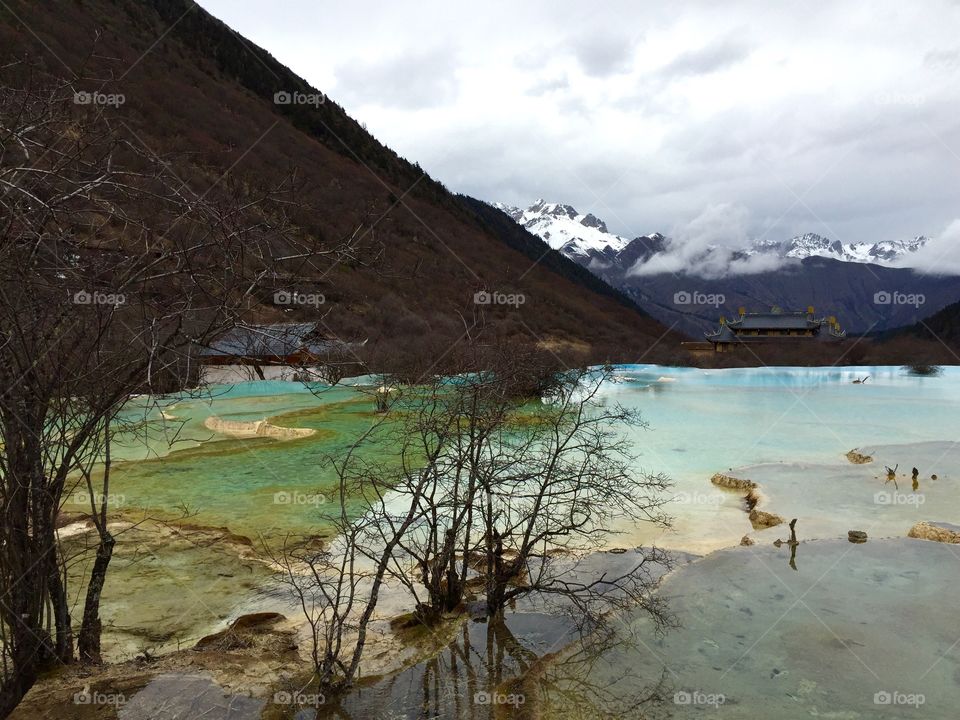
[199,0,960,252]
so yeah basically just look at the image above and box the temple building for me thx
[705,307,846,352]
[198,322,359,382]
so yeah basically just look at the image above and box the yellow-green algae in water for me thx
[59,382,403,661]
[65,388,394,542]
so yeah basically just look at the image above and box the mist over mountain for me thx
[495,199,960,336]
[500,199,940,276]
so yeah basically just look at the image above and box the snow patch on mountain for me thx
[494,199,633,258]
[496,199,935,274]
[747,233,929,264]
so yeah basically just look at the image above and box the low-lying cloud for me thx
[628,203,790,278]
[892,219,960,276]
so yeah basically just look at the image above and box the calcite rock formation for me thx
[845,449,873,464]
[749,508,784,530]
[204,415,315,440]
[908,521,960,544]
[710,472,757,490]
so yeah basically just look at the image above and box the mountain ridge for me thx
[502,199,933,270]
[495,200,960,337]
[0,0,681,365]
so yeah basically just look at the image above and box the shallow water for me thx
[70,365,960,705]
[316,612,576,720]
[63,521,275,660]
[736,440,960,544]
[542,537,960,719]
[603,365,960,551]
[119,673,265,719]
[91,366,960,550]
[69,382,385,541]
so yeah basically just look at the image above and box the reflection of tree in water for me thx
[773,518,800,571]
[314,606,685,719]
[317,615,563,719]
[528,621,677,720]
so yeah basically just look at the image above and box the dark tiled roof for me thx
[729,313,816,330]
[706,311,846,343]
[704,325,738,342]
[199,323,340,358]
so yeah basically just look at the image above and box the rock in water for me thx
[908,521,960,544]
[749,509,784,530]
[845,449,873,464]
[711,472,757,490]
[848,530,868,543]
[194,612,287,650]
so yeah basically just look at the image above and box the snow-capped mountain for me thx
[496,200,930,268]
[748,233,929,264]
[494,199,635,259]
[493,199,960,338]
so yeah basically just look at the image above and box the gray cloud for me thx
[628,203,788,278]
[334,48,458,110]
[924,48,960,70]
[199,0,960,249]
[655,38,752,79]
[527,74,569,96]
[573,34,636,77]
[893,219,960,275]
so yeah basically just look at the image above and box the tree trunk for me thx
[48,575,73,663]
[486,531,507,618]
[0,663,35,720]
[0,616,48,719]
[77,530,115,664]
[45,546,73,663]
[79,419,116,664]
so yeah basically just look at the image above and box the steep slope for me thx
[878,299,960,345]
[0,0,680,364]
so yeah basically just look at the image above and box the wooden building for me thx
[705,307,845,352]
[198,322,355,381]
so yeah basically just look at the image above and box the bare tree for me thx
[278,345,673,704]
[475,364,672,622]
[0,61,364,716]
[273,409,439,696]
